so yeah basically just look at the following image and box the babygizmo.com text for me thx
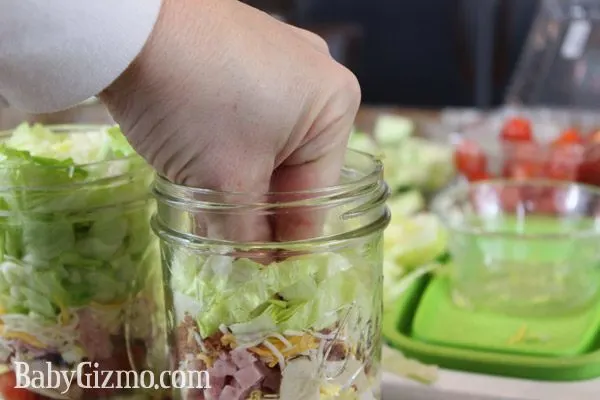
[14,361,210,394]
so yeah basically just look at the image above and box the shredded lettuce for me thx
[0,123,155,323]
[170,249,378,338]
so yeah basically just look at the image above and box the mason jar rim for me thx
[152,149,384,208]
[0,124,149,191]
[151,149,390,249]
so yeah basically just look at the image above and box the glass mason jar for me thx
[0,125,167,399]
[152,150,390,400]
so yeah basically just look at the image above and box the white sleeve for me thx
[0,0,162,113]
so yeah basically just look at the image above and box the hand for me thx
[99,0,361,244]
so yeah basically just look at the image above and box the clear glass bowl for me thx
[450,106,600,187]
[432,179,600,316]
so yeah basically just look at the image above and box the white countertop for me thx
[382,370,600,400]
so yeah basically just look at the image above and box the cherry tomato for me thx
[454,139,487,180]
[501,117,533,142]
[470,170,490,182]
[577,144,600,187]
[504,162,542,180]
[0,372,39,400]
[552,128,584,147]
[587,130,600,144]
[545,145,583,181]
[499,186,522,213]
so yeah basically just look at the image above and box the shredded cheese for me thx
[261,339,286,370]
[268,333,292,350]
[508,325,528,345]
[221,333,236,348]
[249,334,319,368]
[197,353,214,368]
[1,330,46,349]
[0,314,78,350]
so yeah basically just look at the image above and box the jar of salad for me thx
[152,150,390,400]
[0,124,167,399]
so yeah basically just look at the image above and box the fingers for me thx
[178,152,275,246]
[270,148,347,242]
[271,67,361,242]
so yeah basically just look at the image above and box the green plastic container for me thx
[382,274,600,381]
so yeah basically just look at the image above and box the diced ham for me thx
[210,358,236,378]
[259,364,282,393]
[185,388,206,400]
[230,348,256,369]
[218,385,240,400]
[77,308,113,360]
[234,363,264,391]
[239,383,261,400]
[206,376,225,398]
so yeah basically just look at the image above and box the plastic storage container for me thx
[432,179,600,316]
[152,150,390,400]
[0,125,167,399]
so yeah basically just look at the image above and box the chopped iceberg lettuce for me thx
[385,213,447,269]
[373,114,413,145]
[169,250,376,338]
[0,123,155,322]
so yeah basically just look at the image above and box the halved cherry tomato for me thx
[552,128,584,147]
[587,130,600,144]
[501,142,543,180]
[0,372,39,400]
[545,145,583,181]
[501,117,533,142]
[577,144,600,187]
[499,186,522,213]
[470,170,490,182]
[454,139,488,181]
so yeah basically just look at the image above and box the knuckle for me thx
[298,27,330,52]
[329,65,361,111]
[309,32,330,52]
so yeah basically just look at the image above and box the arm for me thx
[0,0,161,113]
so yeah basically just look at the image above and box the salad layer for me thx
[0,124,166,400]
[166,241,383,400]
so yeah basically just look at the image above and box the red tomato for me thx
[470,170,490,182]
[577,144,600,187]
[454,140,487,180]
[587,130,600,144]
[545,145,583,181]
[501,141,543,180]
[552,128,584,147]
[501,117,533,142]
[0,372,39,400]
[504,162,541,180]
[499,186,522,212]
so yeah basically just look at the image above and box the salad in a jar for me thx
[0,123,165,399]
[166,246,382,400]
